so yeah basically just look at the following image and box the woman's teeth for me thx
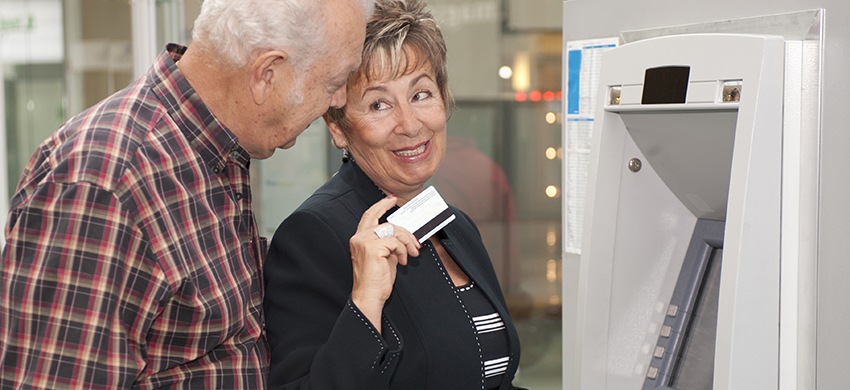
[395,143,426,157]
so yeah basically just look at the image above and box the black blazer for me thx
[264,160,523,390]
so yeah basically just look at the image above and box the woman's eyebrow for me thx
[409,73,434,88]
[360,72,434,99]
[361,85,388,99]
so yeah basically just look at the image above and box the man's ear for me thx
[249,50,289,105]
[323,114,348,149]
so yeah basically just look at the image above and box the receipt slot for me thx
[575,34,785,389]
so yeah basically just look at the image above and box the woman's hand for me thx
[350,196,420,332]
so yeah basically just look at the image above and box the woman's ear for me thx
[323,114,348,149]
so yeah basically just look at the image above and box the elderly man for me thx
[0,0,370,388]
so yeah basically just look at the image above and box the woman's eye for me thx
[370,101,388,111]
[413,91,432,101]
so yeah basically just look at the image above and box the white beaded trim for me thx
[348,300,385,369]
[381,316,400,374]
[427,243,485,390]
[456,281,476,293]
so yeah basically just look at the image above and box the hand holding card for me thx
[387,186,455,243]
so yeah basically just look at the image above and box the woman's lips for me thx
[394,141,428,157]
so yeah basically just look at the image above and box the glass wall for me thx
[426,1,564,388]
[1,0,564,388]
[2,0,133,201]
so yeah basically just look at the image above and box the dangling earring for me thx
[342,148,350,163]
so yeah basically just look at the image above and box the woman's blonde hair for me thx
[326,0,454,133]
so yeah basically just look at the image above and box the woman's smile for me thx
[393,140,430,159]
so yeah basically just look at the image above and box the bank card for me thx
[387,186,455,243]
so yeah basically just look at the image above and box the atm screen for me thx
[670,248,722,389]
[644,219,724,390]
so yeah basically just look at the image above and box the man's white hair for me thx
[192,0,374,70]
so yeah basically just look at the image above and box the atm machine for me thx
[570,26,821,390]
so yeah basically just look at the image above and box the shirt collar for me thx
[149,44,251,172]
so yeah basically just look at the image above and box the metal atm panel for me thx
[575,34,784,390]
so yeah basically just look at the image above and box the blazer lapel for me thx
[439,212,522,390]
[439,215,503,311]
[337,160,399,222]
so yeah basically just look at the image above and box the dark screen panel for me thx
[670,249,722,389]
[642,66,690,104]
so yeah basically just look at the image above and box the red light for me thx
[543,91,555,101]
[515,91,528,102]
[529,90,542,102]
[557,91,562,101]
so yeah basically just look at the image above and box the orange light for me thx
[543,91,555,101]
[557,91,562,101]
[515,91,528,102]
[529,90,542,102]
[547,259,557,282]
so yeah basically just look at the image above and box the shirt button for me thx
[212,166,221,174]
[235,192,243,200]
[229,151,240,160]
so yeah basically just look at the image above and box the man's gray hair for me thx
[192,0,374,69]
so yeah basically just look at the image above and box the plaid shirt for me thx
[0,45,269,389]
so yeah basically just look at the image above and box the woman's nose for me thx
[395,104,423,136]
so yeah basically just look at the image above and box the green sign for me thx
[0,14,35,33]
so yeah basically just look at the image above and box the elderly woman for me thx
[263,0,523,389]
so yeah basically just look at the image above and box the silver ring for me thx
[374,224,394,239]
